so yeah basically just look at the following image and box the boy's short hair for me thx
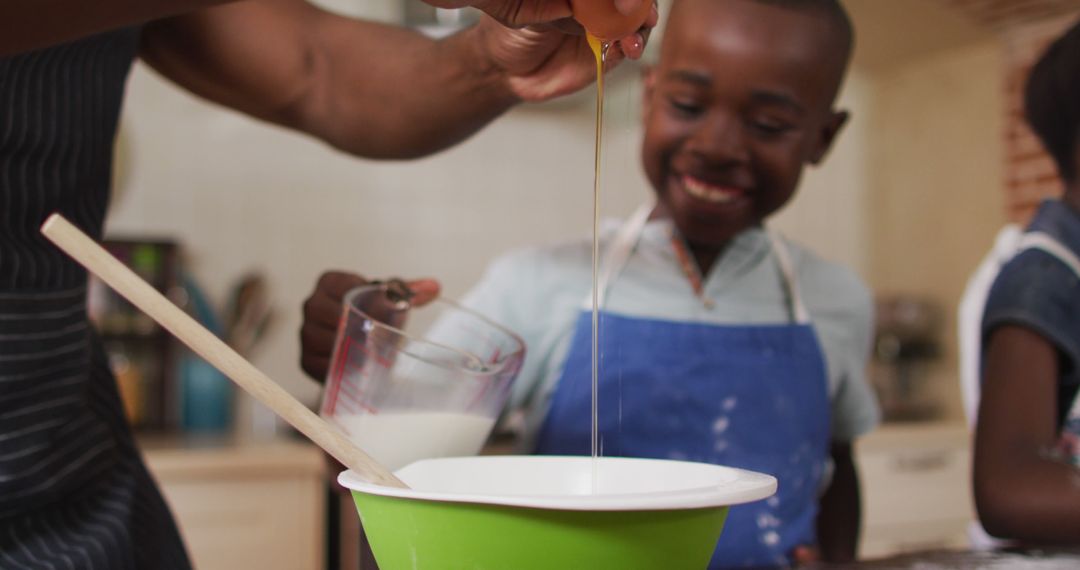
[1025,19,1080,183]
[739,0,855,106]
[751,0,854,65]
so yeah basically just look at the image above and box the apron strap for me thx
[590,203,811,325]
[768,231,811,325]
[593,202,655,309]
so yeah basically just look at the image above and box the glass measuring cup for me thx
[319,283,525,471]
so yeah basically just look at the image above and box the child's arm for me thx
[815,441,861,562]
[974,324,1080,543]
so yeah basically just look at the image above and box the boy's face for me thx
[642,0,849,248]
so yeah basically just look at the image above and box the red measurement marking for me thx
[352,339,394,369]
[323,336,354,415]
[335,398,360,414]
[465,375,495,411]
[337,378,364,402]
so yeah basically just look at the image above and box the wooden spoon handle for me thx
[41,214,407,489]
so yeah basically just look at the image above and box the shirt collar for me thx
[639,221,771,284]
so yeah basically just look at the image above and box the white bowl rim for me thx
[338,455,777,512]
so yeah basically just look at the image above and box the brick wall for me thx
[941,0,1078,30]
[1002,13,1079,222]
[937,1,1079,223]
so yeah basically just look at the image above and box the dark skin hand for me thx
[138,0,636,160]
[974,325,1080,544]
[4,0,655,160]
[426,0,658,45]
[300,271,440,382]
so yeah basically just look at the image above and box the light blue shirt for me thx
[458,218,880,448]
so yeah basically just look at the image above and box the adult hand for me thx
[425,0,653,31]
[424,0,573,27]
[470,4,657,103]
[430,1,657,101]
[299,271,440,382]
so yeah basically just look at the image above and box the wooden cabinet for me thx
[142,437,326,570]
[856,422,975,559]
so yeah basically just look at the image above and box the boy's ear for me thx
[808,110,849,165]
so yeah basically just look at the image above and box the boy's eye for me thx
[667,97,703,117]
[750,117,794,136]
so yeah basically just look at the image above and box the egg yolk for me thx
[570,0,652,41]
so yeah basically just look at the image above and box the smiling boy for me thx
[302,0,879,566]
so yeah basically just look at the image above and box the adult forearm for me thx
[308,20,519,159]
[1,0,230,57]
[141,2,519,160]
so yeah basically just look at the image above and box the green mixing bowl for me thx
[338,455,776,569]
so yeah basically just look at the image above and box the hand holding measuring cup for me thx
[300,272,440,381]
[308,274,525,471]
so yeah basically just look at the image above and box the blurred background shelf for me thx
[90,238,183,431]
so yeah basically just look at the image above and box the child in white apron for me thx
[963,19,1080,545]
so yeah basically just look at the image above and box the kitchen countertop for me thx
[858,420,971,452]
[138,433,323,479]
[811,548,1080,569]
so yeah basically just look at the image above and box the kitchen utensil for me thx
[339,455,777,569]
[40,213,406,488]
[320,283,524,470]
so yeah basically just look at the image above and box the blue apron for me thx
[534,204,831,568]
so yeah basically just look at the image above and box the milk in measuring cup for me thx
[335,411,496,471]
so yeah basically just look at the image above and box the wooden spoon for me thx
[41,213,407,489]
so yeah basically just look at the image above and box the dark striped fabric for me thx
[0,29,191,569]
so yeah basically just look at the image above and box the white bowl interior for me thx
[339,455,776,512]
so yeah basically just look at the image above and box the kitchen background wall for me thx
[104,0,1075,432]
[864,40,1005,420]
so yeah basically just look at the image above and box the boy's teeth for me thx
[683,176,740,203]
